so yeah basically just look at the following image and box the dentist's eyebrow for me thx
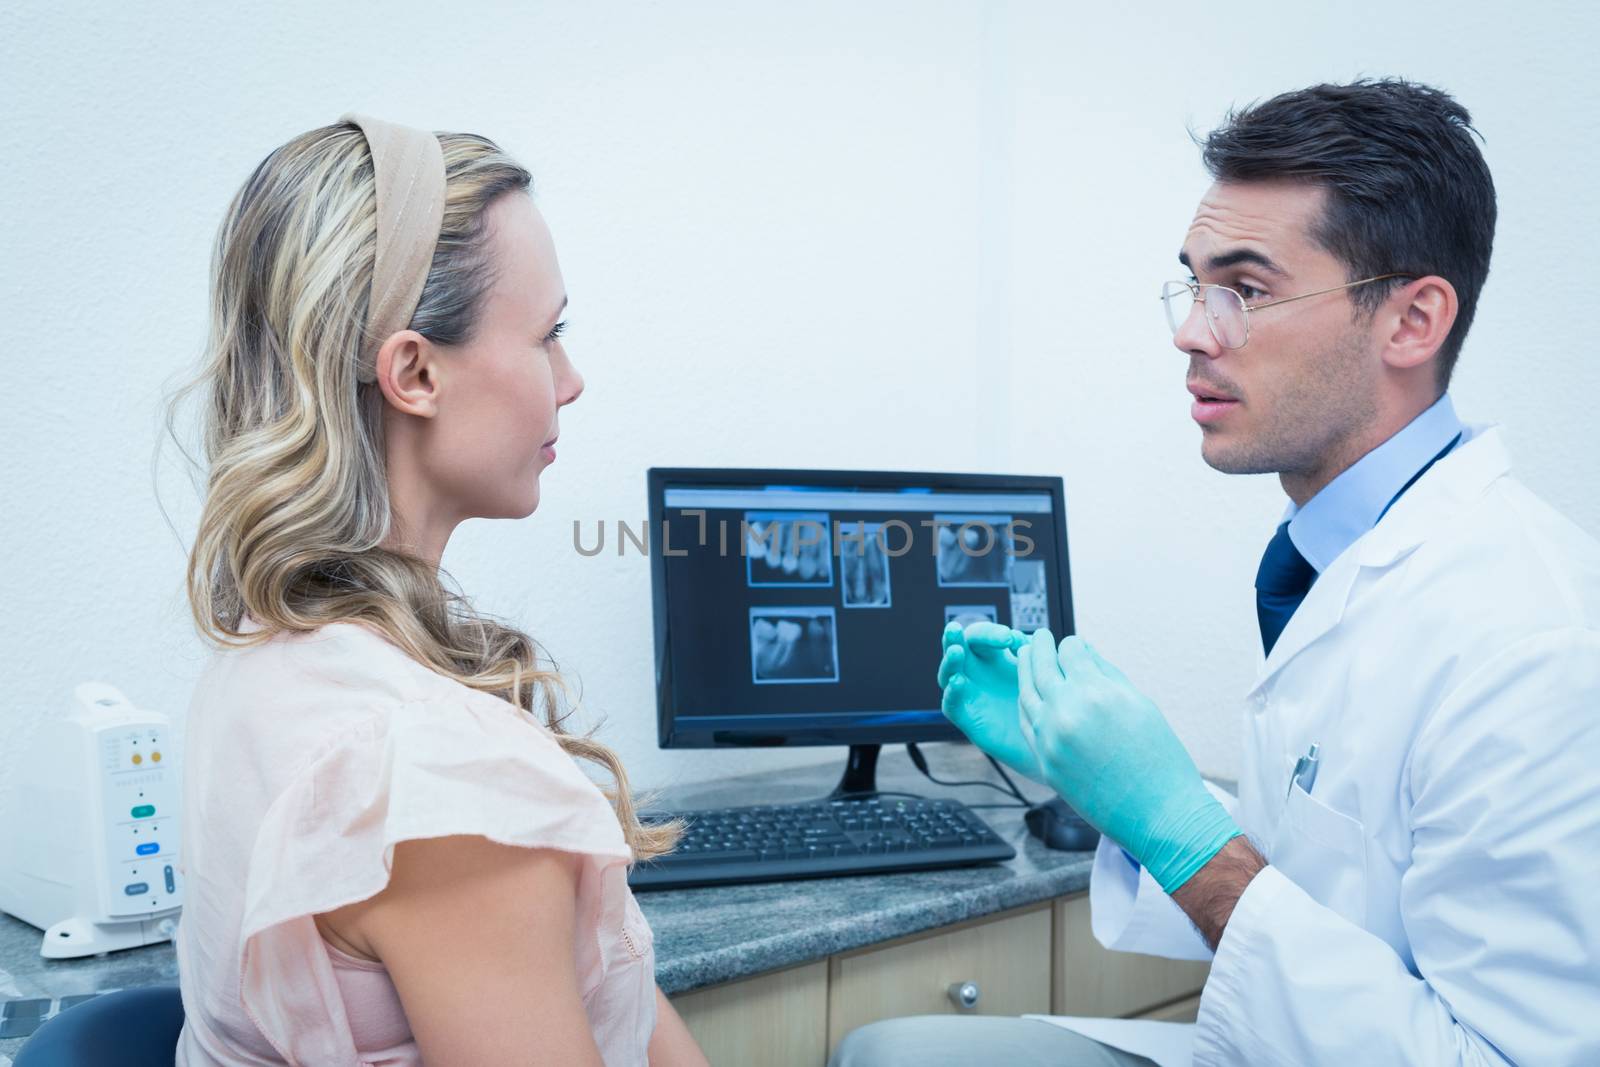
[1179,247,1289,278]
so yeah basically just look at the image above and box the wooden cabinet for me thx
[1051,892,1211,1019]
[672,962,829,1067]
[827,904,1052,1057]
[670,891,1209,1066]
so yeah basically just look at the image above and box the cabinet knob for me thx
[947,981,981,1010]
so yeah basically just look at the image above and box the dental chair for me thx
[13,986,183,1067]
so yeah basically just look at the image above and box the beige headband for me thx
[339,112,446,384]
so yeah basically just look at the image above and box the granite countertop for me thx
[635,745,1094,993]
[1,743,1093,1057]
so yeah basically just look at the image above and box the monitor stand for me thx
[829,743,882,799]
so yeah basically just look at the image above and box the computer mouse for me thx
[1024,797,1102,851]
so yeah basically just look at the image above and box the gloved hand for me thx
[937,620,1045,783]
[1017,628,1241,894]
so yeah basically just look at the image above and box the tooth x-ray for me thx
[839,521,892,607]
[745,511,834,587]
[749,606,840,684]
[944,604,997,628]
[1009,559,1049,632]
[935,513,1014,587]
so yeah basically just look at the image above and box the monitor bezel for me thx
[646,466,1076,749]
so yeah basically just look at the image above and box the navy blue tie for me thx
[1254,430,1462,657]
[1255,521,1317,657]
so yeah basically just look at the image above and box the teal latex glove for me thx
[1017,628,1242,894]
[937,620,1045,783]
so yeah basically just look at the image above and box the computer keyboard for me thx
[627,795,1016,890]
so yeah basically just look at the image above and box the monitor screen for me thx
[647,469,1075,748]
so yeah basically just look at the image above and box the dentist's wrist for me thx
[1169,835,1267,950]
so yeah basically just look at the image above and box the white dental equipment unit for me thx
[0,682,183,958]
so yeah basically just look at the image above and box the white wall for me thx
[3,1,1596,800]
[988,0,1600,775]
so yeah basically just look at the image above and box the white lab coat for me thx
[1030,422,1600,1065]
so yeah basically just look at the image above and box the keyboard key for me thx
[1,998,50,1019]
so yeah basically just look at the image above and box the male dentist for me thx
[833,79,1600,1066]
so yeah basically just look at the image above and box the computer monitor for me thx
[646,468,1075,795]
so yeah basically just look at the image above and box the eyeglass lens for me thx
[1161,282,1248,349]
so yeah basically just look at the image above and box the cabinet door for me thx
[1052,892,1210,1017]
[827,904,1052,1057]
[671,961,828,1067]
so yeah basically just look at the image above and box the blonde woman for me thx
[164,114,708,1066]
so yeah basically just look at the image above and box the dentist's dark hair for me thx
[1200,78,1496,392]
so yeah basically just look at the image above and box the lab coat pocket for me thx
[1270,781,1368,927]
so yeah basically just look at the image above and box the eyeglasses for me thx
[1160,273,1413,350]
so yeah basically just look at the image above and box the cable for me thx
[905,743,1030,807]
[982,754,1032,806]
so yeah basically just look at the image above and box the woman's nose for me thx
[560,363,585,406]
[551,343,584,406]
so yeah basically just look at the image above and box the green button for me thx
[131,805,155,818]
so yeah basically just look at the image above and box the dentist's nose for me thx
[1173,292,1222,360]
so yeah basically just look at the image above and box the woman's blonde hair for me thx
[161,119,678,860]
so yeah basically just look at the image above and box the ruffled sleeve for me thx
[234,690,635,1065]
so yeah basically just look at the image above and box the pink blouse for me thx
[173,616,658,1066]
[322,940,412,1061]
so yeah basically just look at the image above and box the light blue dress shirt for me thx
[1118,393,1465,872]
[1282,393,1466,574]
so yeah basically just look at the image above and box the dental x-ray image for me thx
[943,605,998,628]
[749,606,840,684]
[935,513,1014,586]
[1009,558,1050,632]
[839,521,892,607]
[745,511,834,587]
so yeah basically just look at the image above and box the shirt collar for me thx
[1282,393,1464,573]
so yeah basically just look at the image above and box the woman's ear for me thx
[1380,276,1458,374]
[375,331,440,417]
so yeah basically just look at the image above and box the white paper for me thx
[1022,1014,1195,1067]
